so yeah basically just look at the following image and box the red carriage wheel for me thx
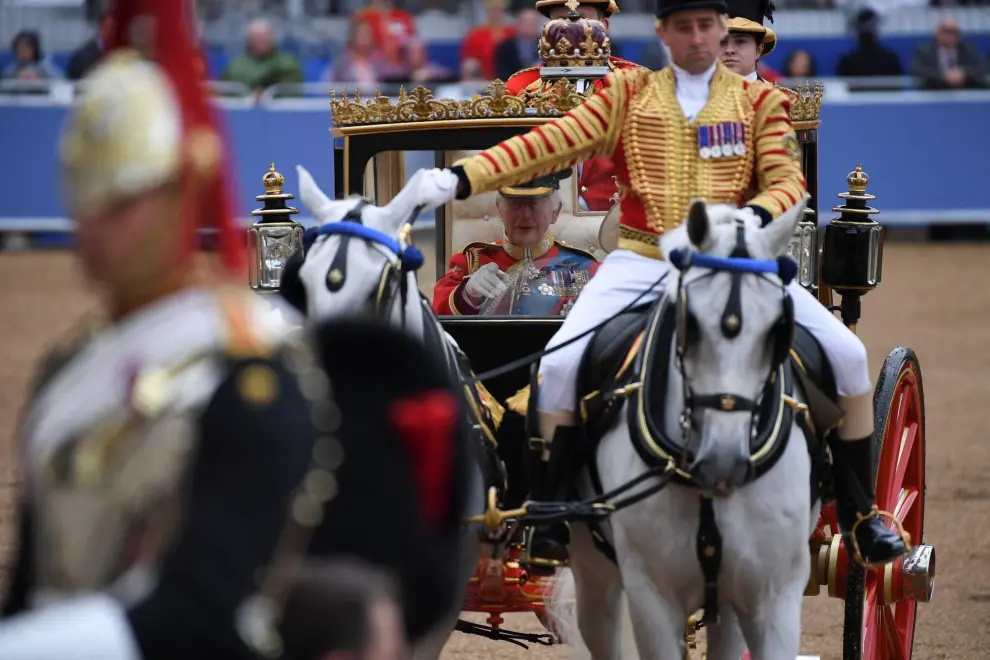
[842,347,928,660]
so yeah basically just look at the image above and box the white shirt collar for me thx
[744,70,759,81]
[671,60,718,121]
[671,60,718,86]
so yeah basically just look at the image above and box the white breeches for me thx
[536,250,872,414]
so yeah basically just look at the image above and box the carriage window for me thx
[422,151,619,320]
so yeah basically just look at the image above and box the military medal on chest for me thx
[698,121,747,160]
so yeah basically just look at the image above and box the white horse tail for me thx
[544,569,640,660]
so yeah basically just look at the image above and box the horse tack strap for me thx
[696,495,722,625]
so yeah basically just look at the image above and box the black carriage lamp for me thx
[821,164,883,333]
[248,162,304,292]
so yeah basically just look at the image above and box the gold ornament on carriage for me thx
[782,80,824,123]
[330,77,589,129]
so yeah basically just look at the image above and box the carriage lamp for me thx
[785,208,819,290]
[821,165,884,330]
[248,163,304,292]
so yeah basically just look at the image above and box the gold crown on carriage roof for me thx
[539,14,612,68]
[329,78,823,130]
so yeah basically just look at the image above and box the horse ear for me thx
[296,165,338,225]
[686,199,711,250]
[760,194,810,257]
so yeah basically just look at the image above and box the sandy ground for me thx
[1,243,988,659]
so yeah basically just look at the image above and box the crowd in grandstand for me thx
[1,0,988,95]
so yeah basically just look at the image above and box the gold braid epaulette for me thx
[555,239,600,263]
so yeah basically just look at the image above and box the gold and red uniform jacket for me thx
[454,63,807,258]
[506,57,645,212]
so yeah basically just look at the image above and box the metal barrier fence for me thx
[5,76,988,109]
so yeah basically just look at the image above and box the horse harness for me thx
[301,206,509,521]
[572,223,815,626]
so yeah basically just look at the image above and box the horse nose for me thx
[691,444,752,494]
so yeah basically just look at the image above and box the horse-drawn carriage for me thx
[247,73,935,658]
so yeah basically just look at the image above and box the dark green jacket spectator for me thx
[220,49,304,92]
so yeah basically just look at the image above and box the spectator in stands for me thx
[278,559,409,660]
[65,9,114,80]
[461,57,489,83]
[406,40,457,83]
[836,9,903,77]
[355,0,418,70]
[784,48,817,78]
[2,31,62,81]
[910,17,987,89]
[220,18,304,98]
[638,20,671,71]
[435,57,491,99]
[324,16,386,92]
[461,0,515,80]
[494,8,543,82]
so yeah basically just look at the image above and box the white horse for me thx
[549,196,818,660]
[283,166,492,660]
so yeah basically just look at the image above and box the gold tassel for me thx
[505,385,531,417]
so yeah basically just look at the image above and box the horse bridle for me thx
[302,201,427,325]
[669,223,798,455]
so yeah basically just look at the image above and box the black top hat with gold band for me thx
[498,169,573,199]
[535,0,620,19]
[727,0,776,55]
[655,0,727,21]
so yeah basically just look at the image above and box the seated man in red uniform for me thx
[433,170,599,317]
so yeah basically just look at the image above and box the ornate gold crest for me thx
[330,79,588,129]
[782,81,824,123]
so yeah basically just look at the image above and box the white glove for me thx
[464,262,508,301]
[734,206,761,227]
[404,167,461,212]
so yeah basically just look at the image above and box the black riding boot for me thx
[526,426,578,573]
[831,436,909,567]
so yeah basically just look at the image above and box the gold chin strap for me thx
[837,393,874,441]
